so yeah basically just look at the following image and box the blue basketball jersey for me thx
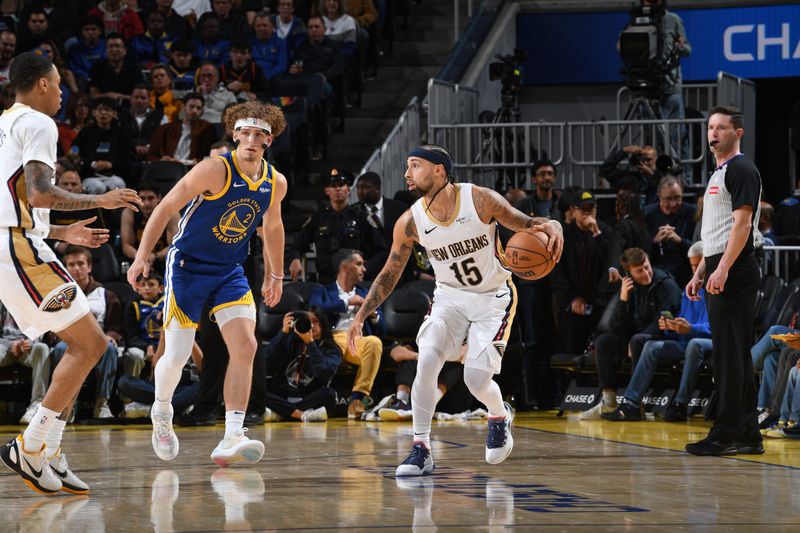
[171,151,275,265]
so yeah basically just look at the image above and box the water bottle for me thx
[120,261,130,275]
[584,304,593,316]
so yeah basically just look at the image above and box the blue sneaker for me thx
[485,402,514,465]
[396,442,434,476]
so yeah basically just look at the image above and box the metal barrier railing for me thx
[429,121,565,189]
[358,97,421,199]
[427,78,480,130]
[428,117,707,190]
[762,246,800,283]
[568,117,709,188]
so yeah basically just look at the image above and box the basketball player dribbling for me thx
[0,52,143,494]
[347,145,564,475]
[127,101,288,467]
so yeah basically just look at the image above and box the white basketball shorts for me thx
[416,278,517,374]
[0,228,90,338]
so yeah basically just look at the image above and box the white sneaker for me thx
[48,448,89,494]
[151,404,179,461]
[264,408,281,422]
[94,400,113,419]
[210,429,265,467]
[579,398,617,420]
[0,435,62,494]
[485,402,514,465]
[125,402,152,419]
[20,402,40,424]
[301,407,328,422]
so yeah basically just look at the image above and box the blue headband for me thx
[408,147,453,174]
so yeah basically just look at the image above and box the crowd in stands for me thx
[0,4,799,440]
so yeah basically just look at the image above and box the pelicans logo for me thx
[212,198,260,244]
[42,285,77,312]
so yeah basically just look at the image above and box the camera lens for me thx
[292,311,311,334]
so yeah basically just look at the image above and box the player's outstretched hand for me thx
[347,320,363,355]
[526,219,564,263]
[262,277,283,308]
[97,188,143,211]
[127,256,150,287]
[62,217,109,248]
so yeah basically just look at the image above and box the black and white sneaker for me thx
[0,435,62,494]
[396,442,435,476]
[48,448,89,494]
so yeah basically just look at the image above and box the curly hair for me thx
[222,101,286,138]
[615,189,646,229]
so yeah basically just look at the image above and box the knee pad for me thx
[214,303,256,329]
[463,366,493,392]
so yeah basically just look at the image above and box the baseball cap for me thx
[571,189,596,208]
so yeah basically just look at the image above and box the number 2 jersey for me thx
[410,183,510,294]
[171,150,275,265]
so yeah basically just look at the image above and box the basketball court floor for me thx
[2,413,799,531]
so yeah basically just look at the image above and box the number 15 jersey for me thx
[411,183,510,294]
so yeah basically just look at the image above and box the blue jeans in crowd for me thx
[624,337,712,406]
[52,340,117,401]
[751,325,797,408]
[117,375,199,412]
[779,366,800,422]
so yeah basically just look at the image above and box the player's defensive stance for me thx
[347,145,563,476]
[127,101,287,467]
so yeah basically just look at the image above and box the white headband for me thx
[234,117,272,134]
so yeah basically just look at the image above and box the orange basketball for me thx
[504,231,555,280]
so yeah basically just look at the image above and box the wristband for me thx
[271,273,285,280]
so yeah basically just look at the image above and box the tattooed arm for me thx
[25,160,142,212]
[347,210,417,353]
[472,185,564,262]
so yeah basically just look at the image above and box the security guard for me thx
[288,169,388,283]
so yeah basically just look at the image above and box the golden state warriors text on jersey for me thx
[171,150,274,265]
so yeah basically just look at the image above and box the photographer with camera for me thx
[263,306,341,422]
[310,248,385,419]
[600,144,660,201]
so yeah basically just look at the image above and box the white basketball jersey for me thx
[0,103,57,237]
[411,183,510,294]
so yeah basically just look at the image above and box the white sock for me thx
[413,432,431,450]
[225,410,245,438]
[44,419,67,458]
[603,390,618,408]
[397,389,410,403]
[22,405,60,453]
[153,398,172,416]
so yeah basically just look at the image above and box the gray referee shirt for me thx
[701,153,762,257]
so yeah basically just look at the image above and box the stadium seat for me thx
[283,281,323,304]
[142,161,188,195]
[90,244,120,283]
[257,290,304,341]
[403,279,435,299]
[382,288,431,342]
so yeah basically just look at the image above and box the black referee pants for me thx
[705,253,761,443]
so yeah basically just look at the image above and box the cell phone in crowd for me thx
[660,311,674,319]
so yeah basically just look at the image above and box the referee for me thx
[685,105,763,456]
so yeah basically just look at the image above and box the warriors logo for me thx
[212,199,259,244]
[42,285,77,312]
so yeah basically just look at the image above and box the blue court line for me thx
[515,425,800,471]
